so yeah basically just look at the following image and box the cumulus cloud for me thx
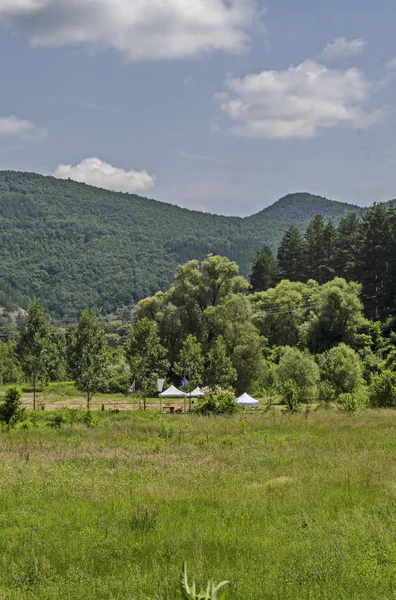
[0,115,47,140]
[54,158,155,193]
[0,0,262,61]
[321,37,367,60]
[214,60,384,139]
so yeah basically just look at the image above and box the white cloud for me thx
[214,60,384,139]
[183,75,196,86]
[0,115,47,140]
[321,37,367,60]
[54,158,155,193]
[386,57,396,70]
[0,0,262,61]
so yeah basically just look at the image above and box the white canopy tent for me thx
[159,385,186,398]
[187,387,205,398]
[236,393,259,407]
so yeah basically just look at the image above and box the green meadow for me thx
[1,409,396,600]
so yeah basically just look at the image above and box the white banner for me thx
[157,378,165,392]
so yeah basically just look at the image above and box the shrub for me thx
[105,373,130,395]
[317,381,336,405]
[194,393,240,416]
[0,387,25,427]
[337,390,367,413]
[369,371,396,408]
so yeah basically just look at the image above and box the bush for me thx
[317,381,336,405]
[104,373,130,395]
[369,371,396,408]
[0,387,25,427]
[194,393,240,416]
[337,390,367,413]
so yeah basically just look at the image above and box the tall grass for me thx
[0,409,395,599]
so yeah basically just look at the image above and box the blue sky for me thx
[0,0,395,216]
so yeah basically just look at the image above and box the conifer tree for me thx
[250,245,277,292]
[277,226,305,282]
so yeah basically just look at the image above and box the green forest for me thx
[0,171,363,318]
[1,196,396,415]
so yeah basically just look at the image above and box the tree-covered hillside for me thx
[0,171,364,317]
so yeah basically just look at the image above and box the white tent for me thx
[236,392,259,407]
[159,385,186,398]
[187,387,205,398]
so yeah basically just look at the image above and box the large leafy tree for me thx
[126,318,169,407]
[205,294,266,392]
[300,278,368,353]
[250,245,277,292]
[277,226,305,282]
[174,334,204,390]
[205,338,237,391]
[251,280,320,347]
[67,310,109,409]
[17,299,55,410]
[140,254,249,349]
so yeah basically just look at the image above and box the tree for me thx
[305,215,329,283]
[126,318,169,408]
[277,226,306,282]
[205,338,237,391]
[319,343,363,398]
[276,347,320,411]
[16,299,53,410]
[67,310,109,409]
[357,204,392,320]
[251,280,320,347]
[369,371,396,408]
[205,294,266,392]
[174,334,205,390]
[0,341,23,385]
[170,255,250,343]
[0,387,25,427]
[250,245,277,292]
[333,213,360,279]
[301,278,368,353]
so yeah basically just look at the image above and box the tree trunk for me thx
[33,376,36,411]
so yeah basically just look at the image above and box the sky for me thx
[0,0,395,216]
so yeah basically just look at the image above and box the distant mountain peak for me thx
[249,192,363,222]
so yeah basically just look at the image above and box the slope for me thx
[0,171,363,317]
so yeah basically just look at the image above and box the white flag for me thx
[157,378,165,392]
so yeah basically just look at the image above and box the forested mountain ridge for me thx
[249,192,364,222]
[0,171,367,317]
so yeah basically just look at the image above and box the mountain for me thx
[0,171,364,317]
[249,192,364,222]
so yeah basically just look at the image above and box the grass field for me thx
[0,409,396,599]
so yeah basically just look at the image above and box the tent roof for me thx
[236,392,259,406]
[187,387,204,397]
[159,385,185,398]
